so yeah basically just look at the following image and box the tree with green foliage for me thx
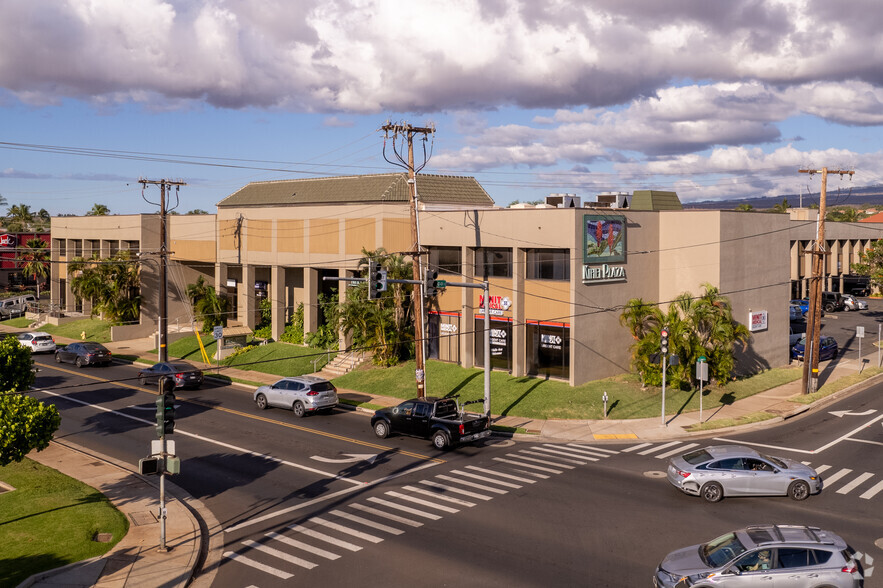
[186,275,230,332]
[735,203,754,212]
[620,284,749,388]
[852,239,883,294]
[306,291,341,350]
[186,209,209,215]
[771,198,790,213]
[827,207,861,222]
[21,237,50,298]
[5,203,34,232]
[68,251,141,324]
[0,335,36,393]
[86,203,110,216]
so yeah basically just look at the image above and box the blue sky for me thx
[2,0,883,216]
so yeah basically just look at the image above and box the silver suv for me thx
[654,525,861,588]
[253,376,338,417]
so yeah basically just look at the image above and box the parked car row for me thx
[0,294,38,318]
[791,290,869,316]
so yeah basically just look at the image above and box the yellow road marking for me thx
[37,361,444,464]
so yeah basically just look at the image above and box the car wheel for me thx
[432,430,450,450]
[824,303,835,312]
[700,481,723,503]
[373,420,389,439]
[255,394,268,410]
[75,357,84,368]
[139,376,147,387]
[292,401,306,418]
[788,480,810,501]
[55,353,62,363]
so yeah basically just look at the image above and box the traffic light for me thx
[424,270,439,297]
[155,376,177,436]
[660,326,669,355]
[367,261,386,299]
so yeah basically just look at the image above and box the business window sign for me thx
[478,294,512,317]
[748,310,768,332]
[582,214,627,284]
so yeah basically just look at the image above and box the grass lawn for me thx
[331,360,804,420]
[1,317,33,328]
[39,319,113,343]
[0,458,129,587]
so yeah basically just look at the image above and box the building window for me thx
[54,239,66,257]
[72,240,83,258]
[428,247,462,275]
[475,248,512,278]
[474,318,512,371]
[527,322,570,379]
[526,249,571,280]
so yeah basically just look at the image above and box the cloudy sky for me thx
[1,0,881,215]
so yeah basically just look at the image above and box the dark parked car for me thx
[371,397,491,450]
[138,362,204,390]
[789,299,809,314]
[791,336,838,361]
[55,342,112,367]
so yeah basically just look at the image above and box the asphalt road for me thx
[31,355,883,587]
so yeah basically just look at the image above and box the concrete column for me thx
[304,267,319,337]
[239,264,256,329]
[337,267,354,350]
[512,248,526,377]
[461,247,475,368]
[790,241,799,281]
[215,262,228,297]
[271,265,285,341]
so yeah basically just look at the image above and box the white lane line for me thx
[714,413,883,455]
[465,465,537,483]
[493,457,563,474]
[265,532,340,560]
[436,474,508,495]
[846,438,883,447]
[310,517,384,543]
[328,510,404,535]
[38,388,364,485]
[821,468,853,487]
[366,497,442,520]
[859,479,883,500]
[813,414,883,453]
[656,443,700,460]
[836,472,875,495]
[385,490,460,513]
[418,480,493,501]
[622,443,652,453]
[286,523,362,551]
[801,461,812,465]
[815,465,832,474]
[567,443,619,454]
[242,539,317,569]
[529,446,593,463]
[513,453,575,469]
[637,441,682,455]
[350,503,424,527]
[450,469,522,488]
[402,485,477,507]
[223,552,293,579]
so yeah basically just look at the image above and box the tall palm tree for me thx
[186,275,229,332]
[5,204,34,232]
[69,252,141,324]
[86,203,110,216]
[21,238,50,298]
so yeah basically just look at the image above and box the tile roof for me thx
[859,211,883,223]
[630,190,683,211]
[217,173,495,208]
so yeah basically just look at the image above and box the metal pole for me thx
[661,354,667,426]
[878,324,881,368]
[158,377,167,552]
[483,281,490,417]
[699,377,703,424]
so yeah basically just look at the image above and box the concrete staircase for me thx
[320,350,370,377]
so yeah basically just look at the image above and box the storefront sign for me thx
[490,328,507,356]
[0,235,16,247]
[439,323,458,333]
[748,310,768,332]
[540,333,562,350]
[582,264,627,283]
[478,295,512,316]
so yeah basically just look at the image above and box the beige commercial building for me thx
[49,174,883,386]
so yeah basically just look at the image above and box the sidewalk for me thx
[10,328,882,587]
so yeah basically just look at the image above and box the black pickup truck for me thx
[371,396,491,450]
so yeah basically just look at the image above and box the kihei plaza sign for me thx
[582,263,626,283]
[582,213,627,284]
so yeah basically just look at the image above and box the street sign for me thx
[856,326,865,338]
[212,325,224,340]
[698,355,707,362]
[151,440,175,456]
[696,361,709,382]
[435,279,447,288]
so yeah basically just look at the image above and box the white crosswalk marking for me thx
[450,469,522,488]
[637,441,682,455]
[507,468,550,479]
[436,474,509,494]
[350,503,424,527]
[367,496,442,519]
[419,480,493,501]
[821,468,853,486]
[566,443,619,455]
[465,465,537,483]
[655,443,699,459]
[223,551,293,579]
[836,472,874,495]
[265,532,341,559]
[241,539,317,569]
[493,457,563,474]
[402,485,477,507]
[385,490,460,513]
[328,510,404,535]
[815,465,832,474]
[286,523,363,551]
[310,516,384,543]
[535,445,598,460]
[524,447,591,464]
[622,442,652,452]
[859,479,883,500]
[513,452,575,469]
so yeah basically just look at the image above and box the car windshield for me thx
[701,533,747,567]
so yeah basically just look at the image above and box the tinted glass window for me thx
[811,550,832,564]
[526,249,570,280]
[428,247,462,275]
[683,449,712,465]
[475,248,512,278]
[414,404,429,417]
[777,548,810,568]
[701,533,747,567]
[310,381,336,392]
[396,402,415,416]
[34,336,52,342]
[709,458,743,470]
[434,399,458,419]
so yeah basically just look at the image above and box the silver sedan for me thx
[253,376,338,417]
[666,445,821,502]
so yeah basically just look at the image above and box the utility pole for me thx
[381,122,435,397]
[139,178,186,363]
[798,167,853,394]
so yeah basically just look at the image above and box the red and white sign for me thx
[748,310,768,332]
[0,234,15,247]
[478,295,511,311]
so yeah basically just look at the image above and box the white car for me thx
[842,294,868,311]
[17,331,57,353]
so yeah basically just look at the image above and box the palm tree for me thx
[35,209,51,231]
[186,276,229,332]
[86,203,110,216]
[5,204,34,232]
[771,198,790,213]
[69,252,141,324]
[21,238,50,299]
[735,203,754,212]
